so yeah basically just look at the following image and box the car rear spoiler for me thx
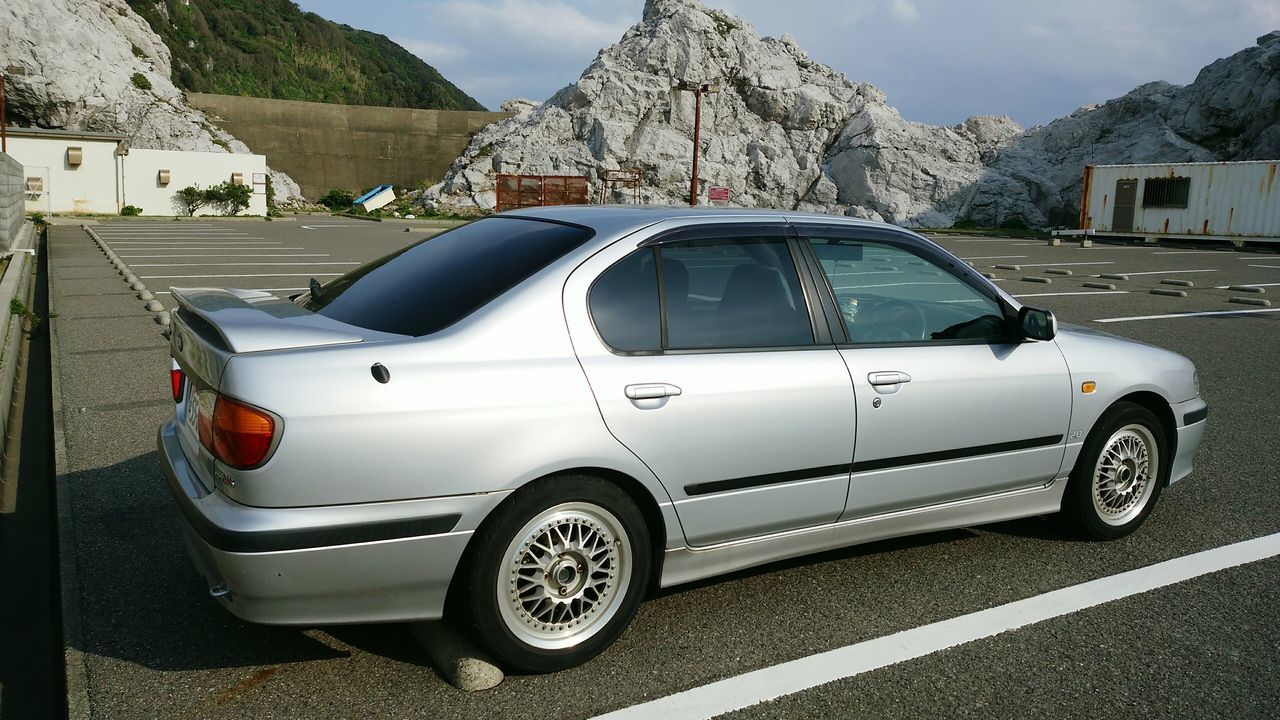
[169,287,398,354]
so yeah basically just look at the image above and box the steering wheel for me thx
[843,297,928,343]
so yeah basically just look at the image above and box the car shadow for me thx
[61,452,353,671]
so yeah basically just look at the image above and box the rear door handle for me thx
[625,383,682,400]
[868,371,912,386]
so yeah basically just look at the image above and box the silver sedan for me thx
[159,207,1207,672]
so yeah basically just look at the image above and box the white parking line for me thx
[129,262,358,267]
[111,247,306,251]
[155,287,307,294]
[958,255,1027,260]
[1012,290,1129,298]
[118,254,330,258]
[1014,261,1114,267]
[1095,308,1280,322]
[1154,250,1239,255]
[592,533,1280,720]
[1248,264,1280,270]
[1099,269,1218,276]
[139,273,344,279]
[1213,282,1280,289]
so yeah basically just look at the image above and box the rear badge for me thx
[215,468,235,488]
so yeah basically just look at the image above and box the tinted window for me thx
[808,238,1007,344]
[589,249,661,352]
[660,239,813,349]
[301,217,592,336]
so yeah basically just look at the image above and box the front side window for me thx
[808,238,1007,344]
[589,235,814,352]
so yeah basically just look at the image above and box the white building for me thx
[5,127,269,216]
[1078,161,1279,243]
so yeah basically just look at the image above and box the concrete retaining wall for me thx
[187,93,512,200]
[2,152,29,249]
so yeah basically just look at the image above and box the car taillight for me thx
[212,395,276,469]
[171,368,185,402]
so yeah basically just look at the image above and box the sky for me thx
[294,0,1278,128]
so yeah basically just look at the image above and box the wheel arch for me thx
[446,466,670,612]
[1111,390,1177,483]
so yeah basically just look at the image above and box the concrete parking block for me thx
[1226,285,1266,294]
[1151,288,1189,297]
[1043,269,1073,276]
[1100,273,1130,280]
[410,622,504,692]
[1160,279,1195,287]
[1083,282,1117,290]
[1228,296,1271,306]
[994,264,1021,270]
[1021,276,1051,284]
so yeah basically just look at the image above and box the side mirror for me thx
[1018,306,1056,341]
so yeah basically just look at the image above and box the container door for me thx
[1113,179,1138,232]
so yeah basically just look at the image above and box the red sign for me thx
[707,186,730,201]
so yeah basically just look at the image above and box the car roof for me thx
[502,205,909,240]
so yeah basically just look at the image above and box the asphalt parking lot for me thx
[44,218,1279,719]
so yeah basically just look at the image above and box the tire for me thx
[1063,402,1168,540]
[454,474,651,673]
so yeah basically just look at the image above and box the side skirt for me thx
[659,478,1068,588]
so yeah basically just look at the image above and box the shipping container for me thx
[1077,160,1279,243]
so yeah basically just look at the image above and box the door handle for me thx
[625,383,682,400]
[868,371,912,386]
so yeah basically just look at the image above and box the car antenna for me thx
[309,277,324,300]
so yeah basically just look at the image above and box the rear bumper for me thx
[1169,396,1208,485]
[158,419,502,625]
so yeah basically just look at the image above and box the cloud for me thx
[434,0,631,55]
[393,37,468,64]
[887,0,920,24]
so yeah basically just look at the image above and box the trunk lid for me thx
[169,287,405,389]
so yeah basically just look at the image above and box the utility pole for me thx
[673,81,720,206]
[1,72,7,154]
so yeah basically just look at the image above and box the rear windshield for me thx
[299,217,593,336]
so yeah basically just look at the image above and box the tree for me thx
[204,181,253,216]
[218,182,253,216]
[174,185,208,216]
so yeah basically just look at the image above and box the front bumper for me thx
[158,419,502,625]
[1169,396,1208,485]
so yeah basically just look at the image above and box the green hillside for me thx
[127,0,485,110]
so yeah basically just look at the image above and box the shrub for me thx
[318,189,355,211]
[130,72,152,91]
[27,211,46,225]
[119,205,143,216]
[207,181,252,216]
[174,185,208,216]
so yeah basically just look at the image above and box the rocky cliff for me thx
[1,0,302,201]
[423,0,1280,228]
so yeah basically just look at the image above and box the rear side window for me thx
[301,217,592,336]
[588,236,814,352]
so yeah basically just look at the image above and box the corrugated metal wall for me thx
[0,153,24,251]
[1081,161,1279,239]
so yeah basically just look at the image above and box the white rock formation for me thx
[0,0,302,203]
[425,0,1279,228]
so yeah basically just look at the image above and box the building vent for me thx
[230,172,244,186]
[25,176,44,193]
[1142,176,1190,208]
[157,169,171,185]
[67,146,83,166]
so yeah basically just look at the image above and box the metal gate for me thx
[1112,179,1138,232]
[496,174,589,212]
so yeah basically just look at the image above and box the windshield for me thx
[298,216,593,337]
